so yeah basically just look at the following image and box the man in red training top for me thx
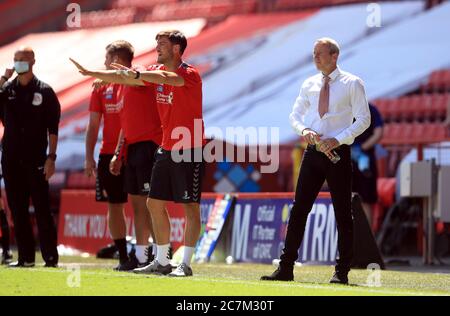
[85,41,129,270]
[81,40,161,271]
[70,30,205,277]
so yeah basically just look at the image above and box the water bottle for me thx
[329,151,341,164]
[315,142,340,164]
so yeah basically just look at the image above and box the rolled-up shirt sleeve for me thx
[335,78,370,145]
[289,82,310,136]
[46,87,61,135]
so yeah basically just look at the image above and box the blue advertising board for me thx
[230,194,338,264]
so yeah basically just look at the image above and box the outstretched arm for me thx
[69,58,145,86]
[110,63,185,87]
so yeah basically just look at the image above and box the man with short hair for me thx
[261,38,370,284]
[85,41,131,270]
[0,47,61,267]
[78,40,161,270]
[70,30,205,277]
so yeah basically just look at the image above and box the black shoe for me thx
[44,262,58,268]
[330,272,348,285]
[260,266,294,281]
[1,250,13,265]
[8,260,35,268]
[114,253,146,271]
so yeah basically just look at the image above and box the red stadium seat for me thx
[373,99,389,120]
[381,121,449,145]
[373,177,396,233]
[430,93,448,120]
[151,0,257,21]
[407,95,423,121]
[80,8,136,28]
[421,69,450,92]
[111,0,176,10]
[377,178,396,210]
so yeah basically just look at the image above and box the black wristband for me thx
[134,71,140,79]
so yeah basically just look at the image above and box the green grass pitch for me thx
[1,255,449,296]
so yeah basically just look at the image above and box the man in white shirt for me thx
[261,38,370,284]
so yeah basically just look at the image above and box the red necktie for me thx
[318,76,330,118]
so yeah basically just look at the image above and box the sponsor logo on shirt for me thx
[105,97,123,114]
[156,91,173,105]
[105,103,121,113]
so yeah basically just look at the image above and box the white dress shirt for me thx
[289,66,370,145]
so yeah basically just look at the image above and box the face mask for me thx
[14,61,30,74]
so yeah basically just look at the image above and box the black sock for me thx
[114,238,128,263]
[0,209,10,253]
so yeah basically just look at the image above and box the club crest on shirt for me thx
[32,92,43,106]
[104,86,114,100]
[157,85,164,92]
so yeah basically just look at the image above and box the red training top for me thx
[117,77,162,146]
[150,63,205,151]
[88,83,122,155]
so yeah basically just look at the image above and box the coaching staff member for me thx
[0,47,60,267]
[261,38,370,284]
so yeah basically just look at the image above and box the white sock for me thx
[152,243,157,256]
[183,246,195,266]
[135,245,147,263]
[156,244,170,266]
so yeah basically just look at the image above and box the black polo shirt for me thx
[0,76,61,166]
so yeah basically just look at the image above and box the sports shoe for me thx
[8,261,35,268]
[114,253,146,271]
[1,250,13,265]
[44,262,58,268]
[260,266,294,281]
[169,263,193,277]
[329,272,348,285]
[133,260,172,275]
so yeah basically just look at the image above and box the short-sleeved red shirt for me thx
[117,82,162,146]
[88,83,122,155]
[151,63,205,151]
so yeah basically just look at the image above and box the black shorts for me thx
[124,141,158,196]
[97,154,127,204]
[149,147,205,203]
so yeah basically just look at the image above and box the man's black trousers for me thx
[2,161,58,264]
[280,144,353,274]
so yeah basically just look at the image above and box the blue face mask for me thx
[14,61,30,74]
